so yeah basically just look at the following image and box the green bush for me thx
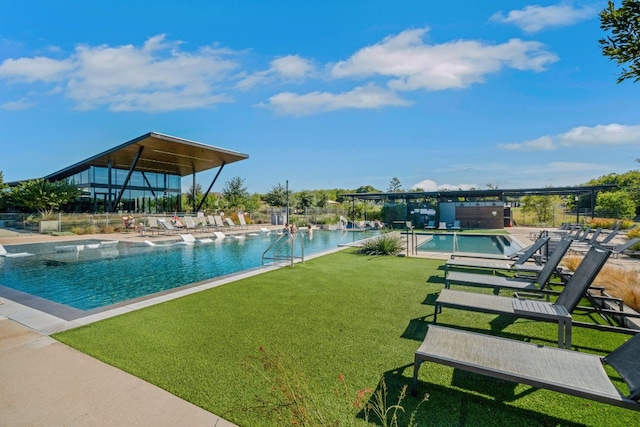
[357,233,403,256]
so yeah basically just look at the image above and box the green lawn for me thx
[53,249,637,426]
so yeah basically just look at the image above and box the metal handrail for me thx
[262,232,305,266]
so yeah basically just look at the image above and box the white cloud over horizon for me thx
[0,26,559,114]
[330,28,558,91]
[499,123,640,151]
[410,179,479,191]
[0,34,239,112]
[236,55,315,90]
[259,83,410,116]
[490,3,597,33]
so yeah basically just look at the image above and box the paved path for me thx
[0,317,236,426]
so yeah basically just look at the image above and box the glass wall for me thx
[66,166,182,213]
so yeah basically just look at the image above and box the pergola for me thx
[44,132,249,212]
[341,184,618,224]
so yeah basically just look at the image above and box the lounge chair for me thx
[213,231,226,239]
[0,243,33,257]
[411,325,640,411]
[450,220,461,231]
[604,237,640,258]
[183,216,206,233]
[213,215,225,228]
[444,235,550,276]
[237,213,251,229]
[435,245,612,348]
[598,230,620,245]
[444,237,572,294]
[438,222,448,231]
[158,218,181,235]
[180,233,212,244]
[225,217,238,228]
[570,237,640,258]
[424,220,436,230]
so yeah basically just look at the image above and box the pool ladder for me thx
[262,232,305,267]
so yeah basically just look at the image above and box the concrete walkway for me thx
[0,318,235,426]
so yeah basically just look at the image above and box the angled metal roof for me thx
[44,132,249,181]
[341,185,618,201]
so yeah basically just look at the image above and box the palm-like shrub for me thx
[357,233,403,255]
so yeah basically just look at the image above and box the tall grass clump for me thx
[563,256,640,311]
[245,346,428,426]
[357,233,403,255]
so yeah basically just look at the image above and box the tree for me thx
[10,179,80,218]
[0,171,5,203]
[596,189,636,218]
[244,193,261,213]
[355,185,380,193]
[264,183,287,207]
[387,177,402,192]
[222,176,249,211]
[296,190,315,211]
[316,190,329,208]
[599,0,640,83]
[520,194,561,224]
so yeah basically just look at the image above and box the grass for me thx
[53,249,638,426]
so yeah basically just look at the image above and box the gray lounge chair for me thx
[444,236,550,276]
[603,237,640,258]
[444,237,572,294]
[435,245,612,348]
[598,229,620,245]
[411,325,640,411]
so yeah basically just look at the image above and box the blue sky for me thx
[1,1,638,194]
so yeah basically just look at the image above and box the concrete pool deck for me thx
[1,225,638,426]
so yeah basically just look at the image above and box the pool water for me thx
[417,233,522,256]
[0,230,378,312]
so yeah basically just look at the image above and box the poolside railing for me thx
[262,232,305,267]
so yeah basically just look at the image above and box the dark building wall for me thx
[455,205,504,229]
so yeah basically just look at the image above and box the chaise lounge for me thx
[411,324,640,411]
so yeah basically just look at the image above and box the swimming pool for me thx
[417,233,522,256]
[0,230,378,316]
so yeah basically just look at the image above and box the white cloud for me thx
[557,123,640,146]
[0,34,239,112]
[0,56,75,82]
[1,99,34,111]
[499,123,640,151]
[411,179,478,191]
[490,3,596,33]
[499,136,555,151]
[260,83,410,116]
[330,28,558,91]
[237,55,314,90]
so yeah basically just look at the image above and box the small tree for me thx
[222,176,250,211]
[387,177,402,192]
[599,0,640,83]
[596,189,636,218]
[521,194,561,224]
[316,190,329,208]
[264,183,287,208]
[10,179,80,219]
[296,190,316,211]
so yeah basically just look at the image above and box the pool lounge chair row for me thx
[413,239,640,411]
[144,215,250,235]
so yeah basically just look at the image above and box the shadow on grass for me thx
[426,275,446,285]
[356,364,586,427]
[401,316,431,341]
[421,292,440,306]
